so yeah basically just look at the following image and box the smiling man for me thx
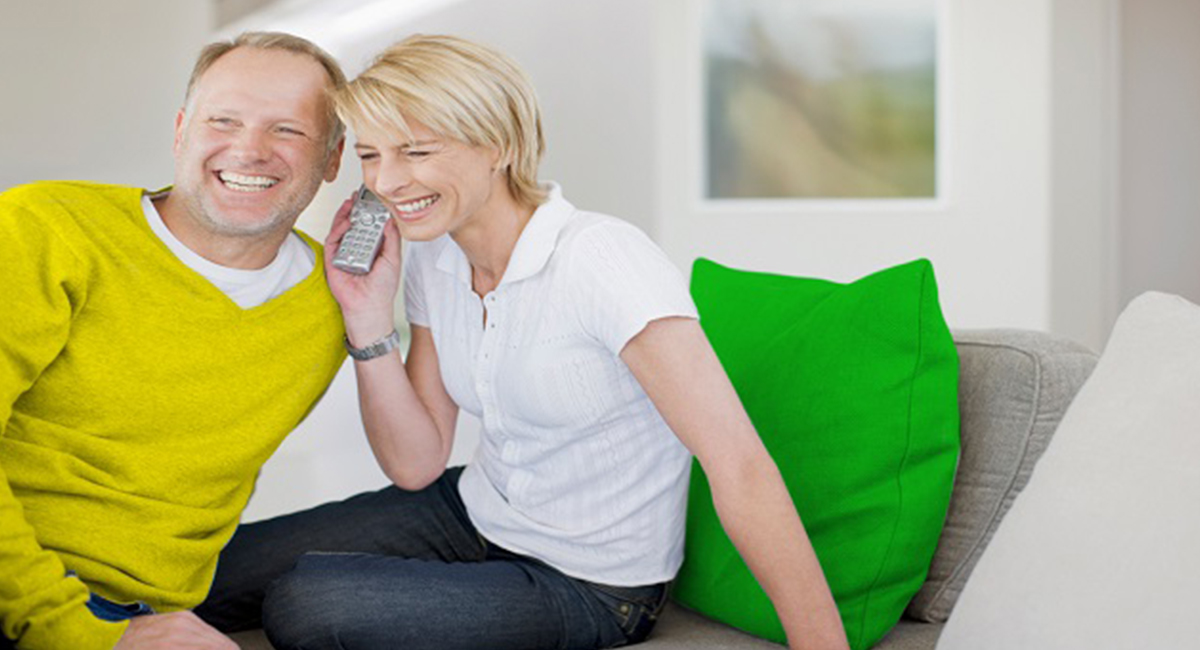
[0,33,347,650]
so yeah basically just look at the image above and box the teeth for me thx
[219,172,278,192]
[395,195,438,213]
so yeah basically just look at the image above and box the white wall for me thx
[0,1,213,190]
[1118,0,1200,309]
[1050,0,1121,352]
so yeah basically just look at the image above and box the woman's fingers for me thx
[379,217,403,270]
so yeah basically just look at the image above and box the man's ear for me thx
[173,109,187,156]
[324,137,345,182]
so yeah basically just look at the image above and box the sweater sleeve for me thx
[0,190,129,649]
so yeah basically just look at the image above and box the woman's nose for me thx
[374,157,412,198]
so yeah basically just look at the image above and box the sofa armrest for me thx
[905,329,1097,623]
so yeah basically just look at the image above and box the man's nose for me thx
[230,128,271,162]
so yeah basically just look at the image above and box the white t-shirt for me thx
[142,194,315,309]
[404,184,699,586]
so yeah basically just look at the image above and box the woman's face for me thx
[354,119,502,242]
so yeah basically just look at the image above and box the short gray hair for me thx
[184,32,347,152]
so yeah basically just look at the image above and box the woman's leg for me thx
[261,552,643,650]
[197,467,483,632]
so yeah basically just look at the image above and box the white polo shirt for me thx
[404,184,698,586]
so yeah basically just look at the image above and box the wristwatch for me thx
[344,329,401,361]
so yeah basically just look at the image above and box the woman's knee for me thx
[261,554,369,650]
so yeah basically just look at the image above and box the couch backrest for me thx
[903,329,1098,623]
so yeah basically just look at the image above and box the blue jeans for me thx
[196,466,668,650]
[86,593,154,622]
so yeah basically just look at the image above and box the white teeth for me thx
[395,195,438,213]
[219,172,279,192]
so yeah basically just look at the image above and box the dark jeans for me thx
[195,466,668,650]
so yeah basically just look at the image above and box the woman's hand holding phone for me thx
[323,193,404,347]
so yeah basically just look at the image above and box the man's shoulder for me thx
[3,179,141,199]
[2,180,145,213]
[0,182,151,260]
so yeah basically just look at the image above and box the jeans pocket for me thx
[587,582,669,645]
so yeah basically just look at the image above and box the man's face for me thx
[172,47,341,238]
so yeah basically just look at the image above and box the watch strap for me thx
[345,328,401,361]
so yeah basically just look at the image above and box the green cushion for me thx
[674,258,960,650]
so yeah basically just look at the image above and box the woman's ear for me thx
[490,147,511,175]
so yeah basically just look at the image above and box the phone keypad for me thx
[333,190,391,274]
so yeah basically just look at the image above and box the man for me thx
[0,32,347,649]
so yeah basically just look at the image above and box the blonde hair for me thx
[184,32,347,152]
[332,34,548,208]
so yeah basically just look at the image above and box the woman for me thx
[262,34,849,650]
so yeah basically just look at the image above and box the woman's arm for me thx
[324,201,458,490]
[621,317,850,650]
[351,324,459,490]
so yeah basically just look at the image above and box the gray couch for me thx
[232,329,1098,650]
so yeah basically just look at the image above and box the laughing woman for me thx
[262,34,849,650]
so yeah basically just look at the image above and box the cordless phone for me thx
[332,186,391,274]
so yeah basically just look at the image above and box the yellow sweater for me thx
[0,182,346,649]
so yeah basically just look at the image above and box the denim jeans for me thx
[195,466,668,650]
[85,592,154,622]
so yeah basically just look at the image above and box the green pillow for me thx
[674,258,960,650]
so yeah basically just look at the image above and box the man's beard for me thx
[177,163,327,239]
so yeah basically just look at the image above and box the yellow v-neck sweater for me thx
[0,182,346,649]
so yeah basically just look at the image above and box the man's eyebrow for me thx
[202,108,313,126]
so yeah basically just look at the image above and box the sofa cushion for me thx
[903,329,1097,622]
[674,258,959,650]
[644,604,943,650]
[937,292,1200,649]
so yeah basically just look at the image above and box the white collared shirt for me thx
[404,184,698,585]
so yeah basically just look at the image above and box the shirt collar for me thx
[434,182,575,288]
